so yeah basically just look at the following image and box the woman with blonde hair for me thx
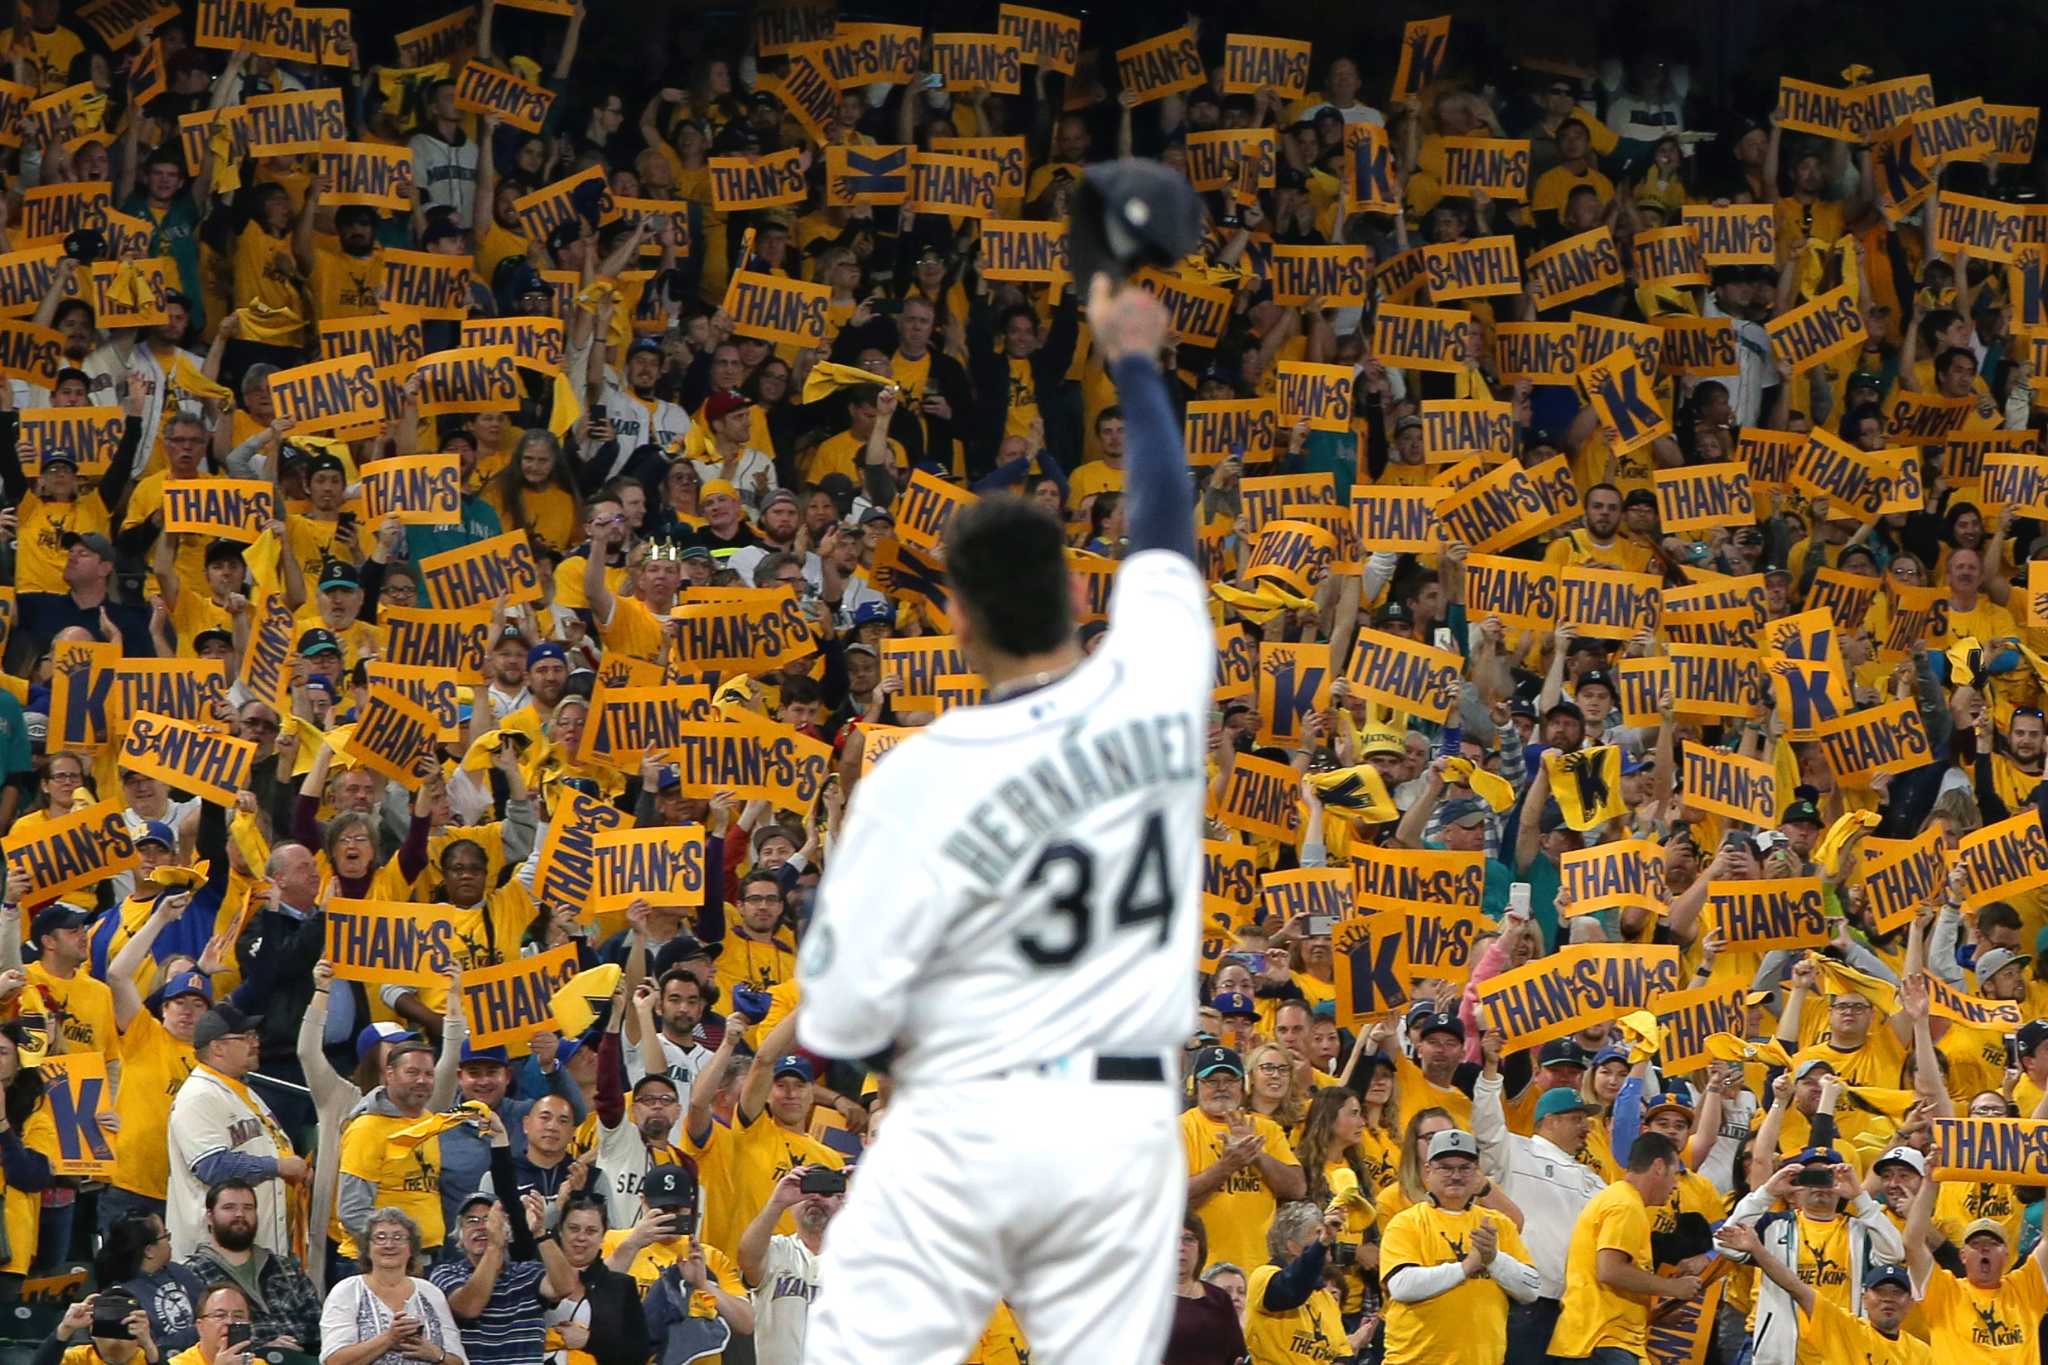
[1244,1042,1309,1135]
[1377,1106,1524,1230]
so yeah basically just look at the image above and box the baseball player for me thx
[796,264,1207,1362]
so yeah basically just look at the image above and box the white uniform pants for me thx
[804,1070,1184,1363]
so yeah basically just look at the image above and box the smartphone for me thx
[590,404,608,424]
[1306,914,1335,937]
[1791,1166,1836,1188]
[1224,951,1265,973]
[1507,882,1531,916]
[799,1168,848,1196]
[227,1325,252,1348]
[1433,626,1457,653]
[871,298,904,316]
[2009,1033,2022,1069]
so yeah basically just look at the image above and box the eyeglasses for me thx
[367,1231,412,1246]
[459,1214,493,1228]
[1254,1062,1290,1076]
[200,1310,252,1323]
[740,894,782,906]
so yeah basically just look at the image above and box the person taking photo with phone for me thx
[737,1163,846,1364]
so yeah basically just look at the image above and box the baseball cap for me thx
[355,1021,416,1063]
[1793,1057,1836,1081]
[134,819,176,850]
[204,537,244,567]
[460,1042,510,1067]
[772,1053,814,1082]
[1864,1264,1913,1293]
[1590,1044,1630,1069]
[1847,370,1884,394]
[545,217,586,253]
[851,600,895,627]
[1976,947,2026,983]
[1211,991,1258,1019]
[1425,1130,1480,1162]
[704,389,753,422]
[319,561,359,592]
[60,530,111,558]
[1790,1145,1843,1166]
[1419,1011,1465,1042]
[1873,1146,1927,1177]
[1538,1039,1589,1069]
[297,628,340,657]
[1375,599,1414,627]
[1393,413,1423,435]
[1534,1087,1594,1121]
[857,505,895,526]
[1574,669,1616,699]
[155,969,212,1006]
[304,452,346,479]
[2019,1020,2048,1058]
[761,488,799,512]
[1961,1218,2011,1247]
[643,1163,698,1209]
[191,1003,262,1051]
[1358,729,1404,757]
[1439,797,1490,828]
[679,544,711,562]
[192,628,234,654]
[527,642,568,669]
[1544,699,1585,723]
[30,905,90,940]
[1780,799,1822,827]
[39,448,77,472]
[1642,1091,1696,1123]
[1193,1045,1244,1079]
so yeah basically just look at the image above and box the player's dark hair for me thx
[561,1194,610,1227]
[205,1179,258,1211]
[1094,404,1124,431]
[1626,1131,1679,1172]
[1182,1212,1208,1271]
[658,968,703,998]
[1935,345,1977,378]
[945,494,1073,658]
[1978,902,2022,934]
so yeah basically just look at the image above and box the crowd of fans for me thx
[0,0,2036,1363]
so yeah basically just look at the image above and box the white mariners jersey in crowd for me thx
[798,549,1211,1085]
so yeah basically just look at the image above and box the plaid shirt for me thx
[185,1242,323,1352]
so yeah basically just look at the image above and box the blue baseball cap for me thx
[772,1053,814,1082]
[135,820,176,850]
[355,1021,415,1064]
[850,600,894,627]
[460,1042,510,1067]
[1211,991,1258,1019]
[1534,1086,1593,1122]
[1791,1145,1843,1165]
[155,969,212,1006]
[1864,1264,1912,1293]
[527,642,568,669]
[1590,1045,1631,1069]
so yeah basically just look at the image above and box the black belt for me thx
[1095,1055,1166,1083]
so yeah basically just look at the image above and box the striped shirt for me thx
[428,1256,548,1365]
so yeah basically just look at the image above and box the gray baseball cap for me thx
[1426,1130,1480,1162]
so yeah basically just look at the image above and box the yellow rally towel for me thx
[1705,1033,1792,1068]
[1813,809,1881,876]
[802,358,894,404]
[1544,745,1626,831]
[551,965,623,1038]
[390,1101,493,1150]
[1813,956,1900,1014]
[461,730,515,773]
[165,350,233,405]
[1304,765,1397,823]
[1615,1009,1660,1063]
[1212,581,1316,624]
[1443,755,1514,812]
[144,865,205,891]
[549,369,582,439]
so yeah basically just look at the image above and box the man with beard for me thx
[690,390,777,505]
[1977,705,2046,816]
[335,1040,446,1258]
[0,371,143,595]
[501,642,570,744]
[626,969,714,1101]
[182,1181,320,1348]
[591,1028,691,1231]
[550,495,631,614]
[591,337,690,473]
[738,1164,845,1364]
[587,524,684,661]
[295,178,383,324]
[1543,482,1650,572]
[729,491,823,590]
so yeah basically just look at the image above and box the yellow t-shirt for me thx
[1001,355,1039,439]
[17,491,113,595]
[1550,1179,1655,1358]
[693,1109,844,1258]
[310,246,385,322]
[1918,1259,2048,1364]
[1800,1294,1930,1365]
[712,932,797,1000]
[477,221,528,289]
[1936,1179,2026,1253]
[596,1232,742,1364]
[1180,1107,1296,1273]
[233,223,308,346]
[1380,1201,1532,1365]
[1542,529,1654,574]
[1243,1261,1348,1365]
[390,884,537,1018]
[3,1102,55,1274]
[1787,1212,1857,1363]
[484,483,581,555]
[335,1111,443,1258]
[598,594,671,663]
[1531,164,1616,217]
[28,962,116,1061]
[1068,460,1124,505]
[112,1009,196,1199]
[802,430,905,485]
[1395,1054,1474,1133]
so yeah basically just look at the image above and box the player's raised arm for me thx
[1088,273,1193,562]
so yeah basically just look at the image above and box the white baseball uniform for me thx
[798,547,1210,1363]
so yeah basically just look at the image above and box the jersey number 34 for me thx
[1014,810,1175,968]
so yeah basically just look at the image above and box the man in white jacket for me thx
[1471,1032,1608,1365]
[1719,1146,1906,1365]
